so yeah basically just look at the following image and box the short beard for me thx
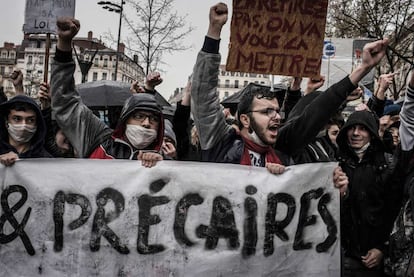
[248,115,269,145]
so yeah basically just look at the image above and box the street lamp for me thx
[98,1,125,81]
[73,43,99,83]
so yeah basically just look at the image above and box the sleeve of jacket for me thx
[282,88,302,121]
[51,50,112,158]
[190,47,232,150]
[399,85,414,151]
[367,95,385,118]
[173,101,191,160]
[276,76,356,155]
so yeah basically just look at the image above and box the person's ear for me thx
[239,113,250,129]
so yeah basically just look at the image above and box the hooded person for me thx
[51,17,164,167]
[0,95,51,166]
[336,110,397,276]
[88,93,165,160]
[162,119,177,159]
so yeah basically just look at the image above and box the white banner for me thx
[0,159,340,277]
[24,0,76,34]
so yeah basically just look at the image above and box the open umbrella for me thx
[77,80,170,108]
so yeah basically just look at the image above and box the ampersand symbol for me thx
[0,185,35,255]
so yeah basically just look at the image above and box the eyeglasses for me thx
[247,108,280,118]
[131,112,160,124]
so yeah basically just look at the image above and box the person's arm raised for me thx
[206,2,228,40]
[56,17,80,51]
[349,39,389,86]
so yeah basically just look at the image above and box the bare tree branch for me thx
[123,0,193,75]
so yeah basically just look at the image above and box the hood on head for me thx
[336,110,381,150]
[0,95,46,153]
[164,119,176,146]
[113,93,164,151]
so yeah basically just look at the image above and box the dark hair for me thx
[7,102,36,114]
[237,83,276,128]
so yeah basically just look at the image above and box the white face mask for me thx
[125,124,157,149]
[7,123,37,143]
[248,130,266,146]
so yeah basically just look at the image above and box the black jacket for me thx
[337,110,395,258]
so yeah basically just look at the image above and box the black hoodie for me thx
[336,110,394,259]
[0,95,50,158]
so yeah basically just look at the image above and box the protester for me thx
[336,110,397,276]
[10,69,24,95]
[278,76,303,123]
[0,87,7,104]
[51,17,164,167]
[0,94,51,166]
[130,71,163,95]
[191,3,386,196]
[162,119,177,159]
[368,73,395,118]
[287,76,343,163]
[293,116,344,164]
[36,82,76,158]
[385,69,414,276]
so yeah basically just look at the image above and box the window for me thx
[0,66,4,75]
[103,58,108,67]
[112,73,115,80]
[9,52,15,59]
[28,55,33,64]
[39,55,44,65]
[225,79,230,88]
[102,72,107,80]
[224,91,229,98]
[1,51,7,58]
[94,58,99,66]
[234,80,239,89]
[92,72,98,81]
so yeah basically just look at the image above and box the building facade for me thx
[3,31,144,98]
[0,42,18,98]
[217,65,271,101]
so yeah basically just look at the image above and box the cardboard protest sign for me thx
[24,0,76,34]
[0,159,340,276]
[226,0,329,78]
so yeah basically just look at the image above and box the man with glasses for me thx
[0,95,51,166]
[51,17,164,167]
[192,3,388,180]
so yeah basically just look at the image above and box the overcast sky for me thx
[0,0,232,99]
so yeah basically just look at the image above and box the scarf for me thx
[240,136,282,166]
[352,142,370,161]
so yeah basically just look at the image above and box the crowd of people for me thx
[1,2,414,277]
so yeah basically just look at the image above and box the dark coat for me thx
[337,111,395,258]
